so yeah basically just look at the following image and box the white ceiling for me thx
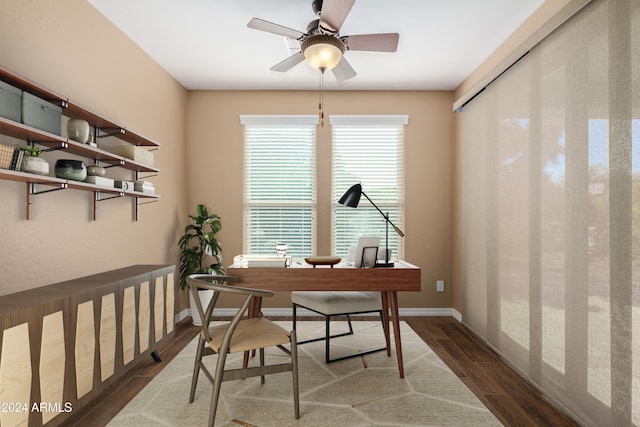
[87,0,544,91]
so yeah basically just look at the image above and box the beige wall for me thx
[0,0,570,314]
[187,90,454,308]
[0,0,189,310]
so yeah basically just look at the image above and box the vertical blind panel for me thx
[460,1,640,425]
[331,120,405,259]
[243,122,316,258]
[495,58,531,368]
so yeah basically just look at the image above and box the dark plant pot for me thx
[55,159,87,181]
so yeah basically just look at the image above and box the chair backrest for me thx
[186,274,275,349]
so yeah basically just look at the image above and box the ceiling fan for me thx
[247,0,399,83]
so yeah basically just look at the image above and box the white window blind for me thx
[330,115,407,260]
[241,115,318,258]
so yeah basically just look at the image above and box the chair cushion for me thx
[291,291,382,316]
[205,317,291,353]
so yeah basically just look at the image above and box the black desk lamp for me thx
[338,183,405,267]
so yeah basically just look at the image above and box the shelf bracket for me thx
[27,140,69,152]
[136,172,159,180]
[93,191,125,221]
[26,182,68,220]
[134,197,158,221]
[96,127,125,139]
[30,182,67,195]
[50,99,69,109]
[103,159,125,169]
[137,198,158,206]
[95,192,125,202]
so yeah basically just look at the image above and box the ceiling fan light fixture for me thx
[301,34,345,71]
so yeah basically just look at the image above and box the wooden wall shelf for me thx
[0,65,160,220]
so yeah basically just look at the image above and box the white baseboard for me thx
[181,307,458,319]
[175,308,190,324]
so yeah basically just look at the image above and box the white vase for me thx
[24,156,49,175]
[189,289,214,326]
[67,119,90,144]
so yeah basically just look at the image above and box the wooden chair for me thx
[187,274,300,426]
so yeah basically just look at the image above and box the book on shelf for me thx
[10,147,24,171]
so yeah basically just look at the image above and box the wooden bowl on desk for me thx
[304,256,341,268]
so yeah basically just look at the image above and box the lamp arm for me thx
[361,191,405,237]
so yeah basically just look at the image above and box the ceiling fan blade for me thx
[343,33,400,52]
[331,57,357,83]
[247,18,305,39]
[319,0,355,33]
[270,52,305,72]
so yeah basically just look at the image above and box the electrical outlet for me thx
[436,280,444,292]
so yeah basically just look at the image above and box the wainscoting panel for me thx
[138,281,150,354]
[74,301,95,399]
[0,265,175,427]
[121,286,136,366]
[154,277,164,343]
[100,293,116,382]
[165,273,175,334]
[0,322,31,427]
[40,311,65,425]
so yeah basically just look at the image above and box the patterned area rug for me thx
[107,321,500,426]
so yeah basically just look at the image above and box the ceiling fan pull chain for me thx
[319,67,325,127]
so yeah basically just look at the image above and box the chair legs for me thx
[208,348,230,427]
[190,332,300,426]
[293,303,388,363]
[291,330,300,419]
[189,334,205,403]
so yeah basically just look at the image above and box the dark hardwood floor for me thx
[63,316,579,426]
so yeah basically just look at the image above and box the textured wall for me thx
[0,0,188,302]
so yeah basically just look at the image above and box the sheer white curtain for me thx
[460,0,639,425]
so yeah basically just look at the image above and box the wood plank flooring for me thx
[63,316,579,426]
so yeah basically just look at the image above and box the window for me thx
[330,115,407,260]
[241,115,318,258]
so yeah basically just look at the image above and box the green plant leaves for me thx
[177,204,225,289]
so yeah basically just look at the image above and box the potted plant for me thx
[21,145,49,175]
[178,204,224,326]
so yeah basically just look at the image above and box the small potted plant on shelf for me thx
[178,204,224,326]
[21,145,49,175]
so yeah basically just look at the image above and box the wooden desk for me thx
[227,260,421,378]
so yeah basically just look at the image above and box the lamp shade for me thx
[338,183,362,207]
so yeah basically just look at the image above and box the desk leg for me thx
[380,292,391,356]
[389,291,405,378]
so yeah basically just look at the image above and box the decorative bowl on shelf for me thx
[54,159,87,181]
[304,256,341,268]
[86,165,106,177]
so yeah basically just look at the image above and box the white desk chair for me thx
[291,246,388,363]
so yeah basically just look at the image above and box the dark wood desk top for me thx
[227,261,421,292]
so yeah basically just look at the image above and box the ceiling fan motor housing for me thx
[312,0,323,17]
